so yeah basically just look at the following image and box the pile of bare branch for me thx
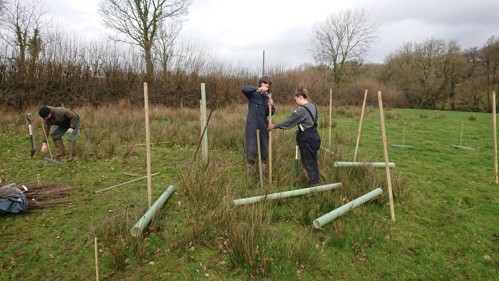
[1,183,73,211]
[24,183,73,209]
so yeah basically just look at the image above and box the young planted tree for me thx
[309,8,377,94]
[98,0,191,83]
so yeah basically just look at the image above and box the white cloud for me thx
[42,0,499,68]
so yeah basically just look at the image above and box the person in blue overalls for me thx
[241,76,276,182]
[268,85,321,186]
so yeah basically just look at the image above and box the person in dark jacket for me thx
[39,106,81,161]
[268,85,321,186]
[241,76,276,181]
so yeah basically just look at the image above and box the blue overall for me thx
[241,85,275,164]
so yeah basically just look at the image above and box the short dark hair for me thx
[39,106,51,118]
[258,76,272,86]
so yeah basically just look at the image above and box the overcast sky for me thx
[44,0,499,69]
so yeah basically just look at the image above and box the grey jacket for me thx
[275,103,318,131]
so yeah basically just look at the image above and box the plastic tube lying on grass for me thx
[334,162,395,168]
[313,188,383,228]
[130,185,175,237]
[233,182,342,206]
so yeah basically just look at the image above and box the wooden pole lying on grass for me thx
[143,82,152,207]
[493,90,498,184]
[95,173,160,193]
[94,237,99,281]
[334,161,395,168]
[354,89,368,162]
[378,91,396,223]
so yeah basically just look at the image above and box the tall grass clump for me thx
[225,203,276,278]
[96,209,148,272]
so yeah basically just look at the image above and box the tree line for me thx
[0,0,497,112]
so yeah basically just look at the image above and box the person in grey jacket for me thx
[268,85,321,186]
[241,76,276,181]
[39,106,81,161]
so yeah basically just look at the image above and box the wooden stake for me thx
[95,173,160,193]
[460,121,464,147]
[493,90,498,184]
[41,123,54,160]
[94,237,99,281]
[378,91,396,223]
[268,93,272,184]
[262,50,265,76]
[144,82,152,207]
[354,89,368,162]
[328,89,332,149]
[257,129,263,187]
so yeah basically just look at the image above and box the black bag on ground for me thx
[0,184,28,215]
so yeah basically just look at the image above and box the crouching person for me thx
[39,106,81,162]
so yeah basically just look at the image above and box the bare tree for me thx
[98,0,191,83]
[0,0,45,79]
[309,8,377,91]
[154,19,182,79]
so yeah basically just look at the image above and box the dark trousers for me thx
[297,127,321,186]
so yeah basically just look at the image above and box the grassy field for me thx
[0,104,498,281]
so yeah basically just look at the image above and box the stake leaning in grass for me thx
[354,89,368,161]
[41,123,61,165]
[378,91,395,223]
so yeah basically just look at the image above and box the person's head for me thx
[38,106,51,120]
[258,76,272,87]
[294,84,309,105]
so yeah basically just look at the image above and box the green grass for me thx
[0,105,498,280]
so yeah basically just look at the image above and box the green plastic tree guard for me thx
[233,182,342,206]
[313,187,383,228]
[130,185,175,237]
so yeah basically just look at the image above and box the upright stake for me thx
[354,89,368,162]
[262,50,265,76]
[295,142,299,177]
[493,90,498,184]
[378,91,395,223]
[402,121,406,145]
[268,93,272,184]
[144,82,152,207]
[460,121,464,147]
[94,237,99,281]
[201,83,208,163]
[257,129,263,187]
[328,89,332,149]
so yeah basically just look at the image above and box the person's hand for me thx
[268,124,275,131]
[257,86,269,94]
[67,128,74,134]
[41,142,47,152]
